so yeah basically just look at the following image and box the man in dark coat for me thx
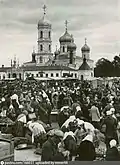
[41,129,64,161]
[101,110,118,149]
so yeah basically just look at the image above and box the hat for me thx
[9,104,14,109]
[110,108,115,112]
[109,139,117,148]
[54,129,64,138]
[1,97,5,102]
[76,106,81,112]
[11,94,18,100]
[106,110,112,116]
[76,118,84,126]
[22,110,28,116]
[19,105,24,109]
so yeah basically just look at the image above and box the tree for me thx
[112,55,120,76]
[94,58,114,77]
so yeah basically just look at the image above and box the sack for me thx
[101,124,106,133]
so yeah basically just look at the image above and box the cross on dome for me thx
[65,20,68,32]
[43,4,47,16]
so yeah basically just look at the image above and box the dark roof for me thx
[0,67,11,72]
[22,65,76,71]
[23,61,35,64]
[79,58,91,70]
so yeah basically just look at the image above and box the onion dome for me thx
[59,20,72,43]
[67,35,77,50]
[81,38,90,52]
[59,31,72,43]
[38,5,51,28]
[38,17,51,27]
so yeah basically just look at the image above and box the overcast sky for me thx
[0,0,119,66]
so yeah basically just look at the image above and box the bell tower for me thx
[36,5,53,65]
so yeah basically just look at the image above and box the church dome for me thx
[59,31,72,43]
[67,35,77,50]
[67,42,77,50]
[81,44,90,52]
[38,17,51,27]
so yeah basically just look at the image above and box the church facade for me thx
[0,5,94,81]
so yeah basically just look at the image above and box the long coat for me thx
[76,140,96,161]
[102,116,118,139]
[106,146,120,161]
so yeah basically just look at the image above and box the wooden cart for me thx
[0,138,14,161]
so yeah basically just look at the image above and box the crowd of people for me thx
[0,79,120,161]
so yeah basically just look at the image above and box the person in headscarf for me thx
[7,104,16,121]
[58,105,70,127]
[28,117,47,149]
[76,134,96,161]
[74,119,87,146]
[61,115,76,133]
[105,139,120,161]
[63,131,77,160]
[14,110,28,137]
[102,101,113,116]
[41,129,64,161]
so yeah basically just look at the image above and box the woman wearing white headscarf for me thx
[105,139,120,161]
[61,115,76,132]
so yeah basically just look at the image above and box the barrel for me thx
[0,138,14,161]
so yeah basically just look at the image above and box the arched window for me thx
[63,46,65,52]
[49,45,51,51]
[49,31,51,38]
[40,56,43,63]
[12,73,16,78]
[8,73,10,78]
[40,31,43,38]
[19,73,21,79]
[40,45,43,51]
[3,74,5,79]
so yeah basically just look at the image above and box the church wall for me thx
[23,69,78,80]
[78,70,94,80]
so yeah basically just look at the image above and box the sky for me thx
[0,0,120,66]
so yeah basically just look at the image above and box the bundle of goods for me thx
[13,137,32,149]
[95,146,106,161]
[0,117,14,134]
